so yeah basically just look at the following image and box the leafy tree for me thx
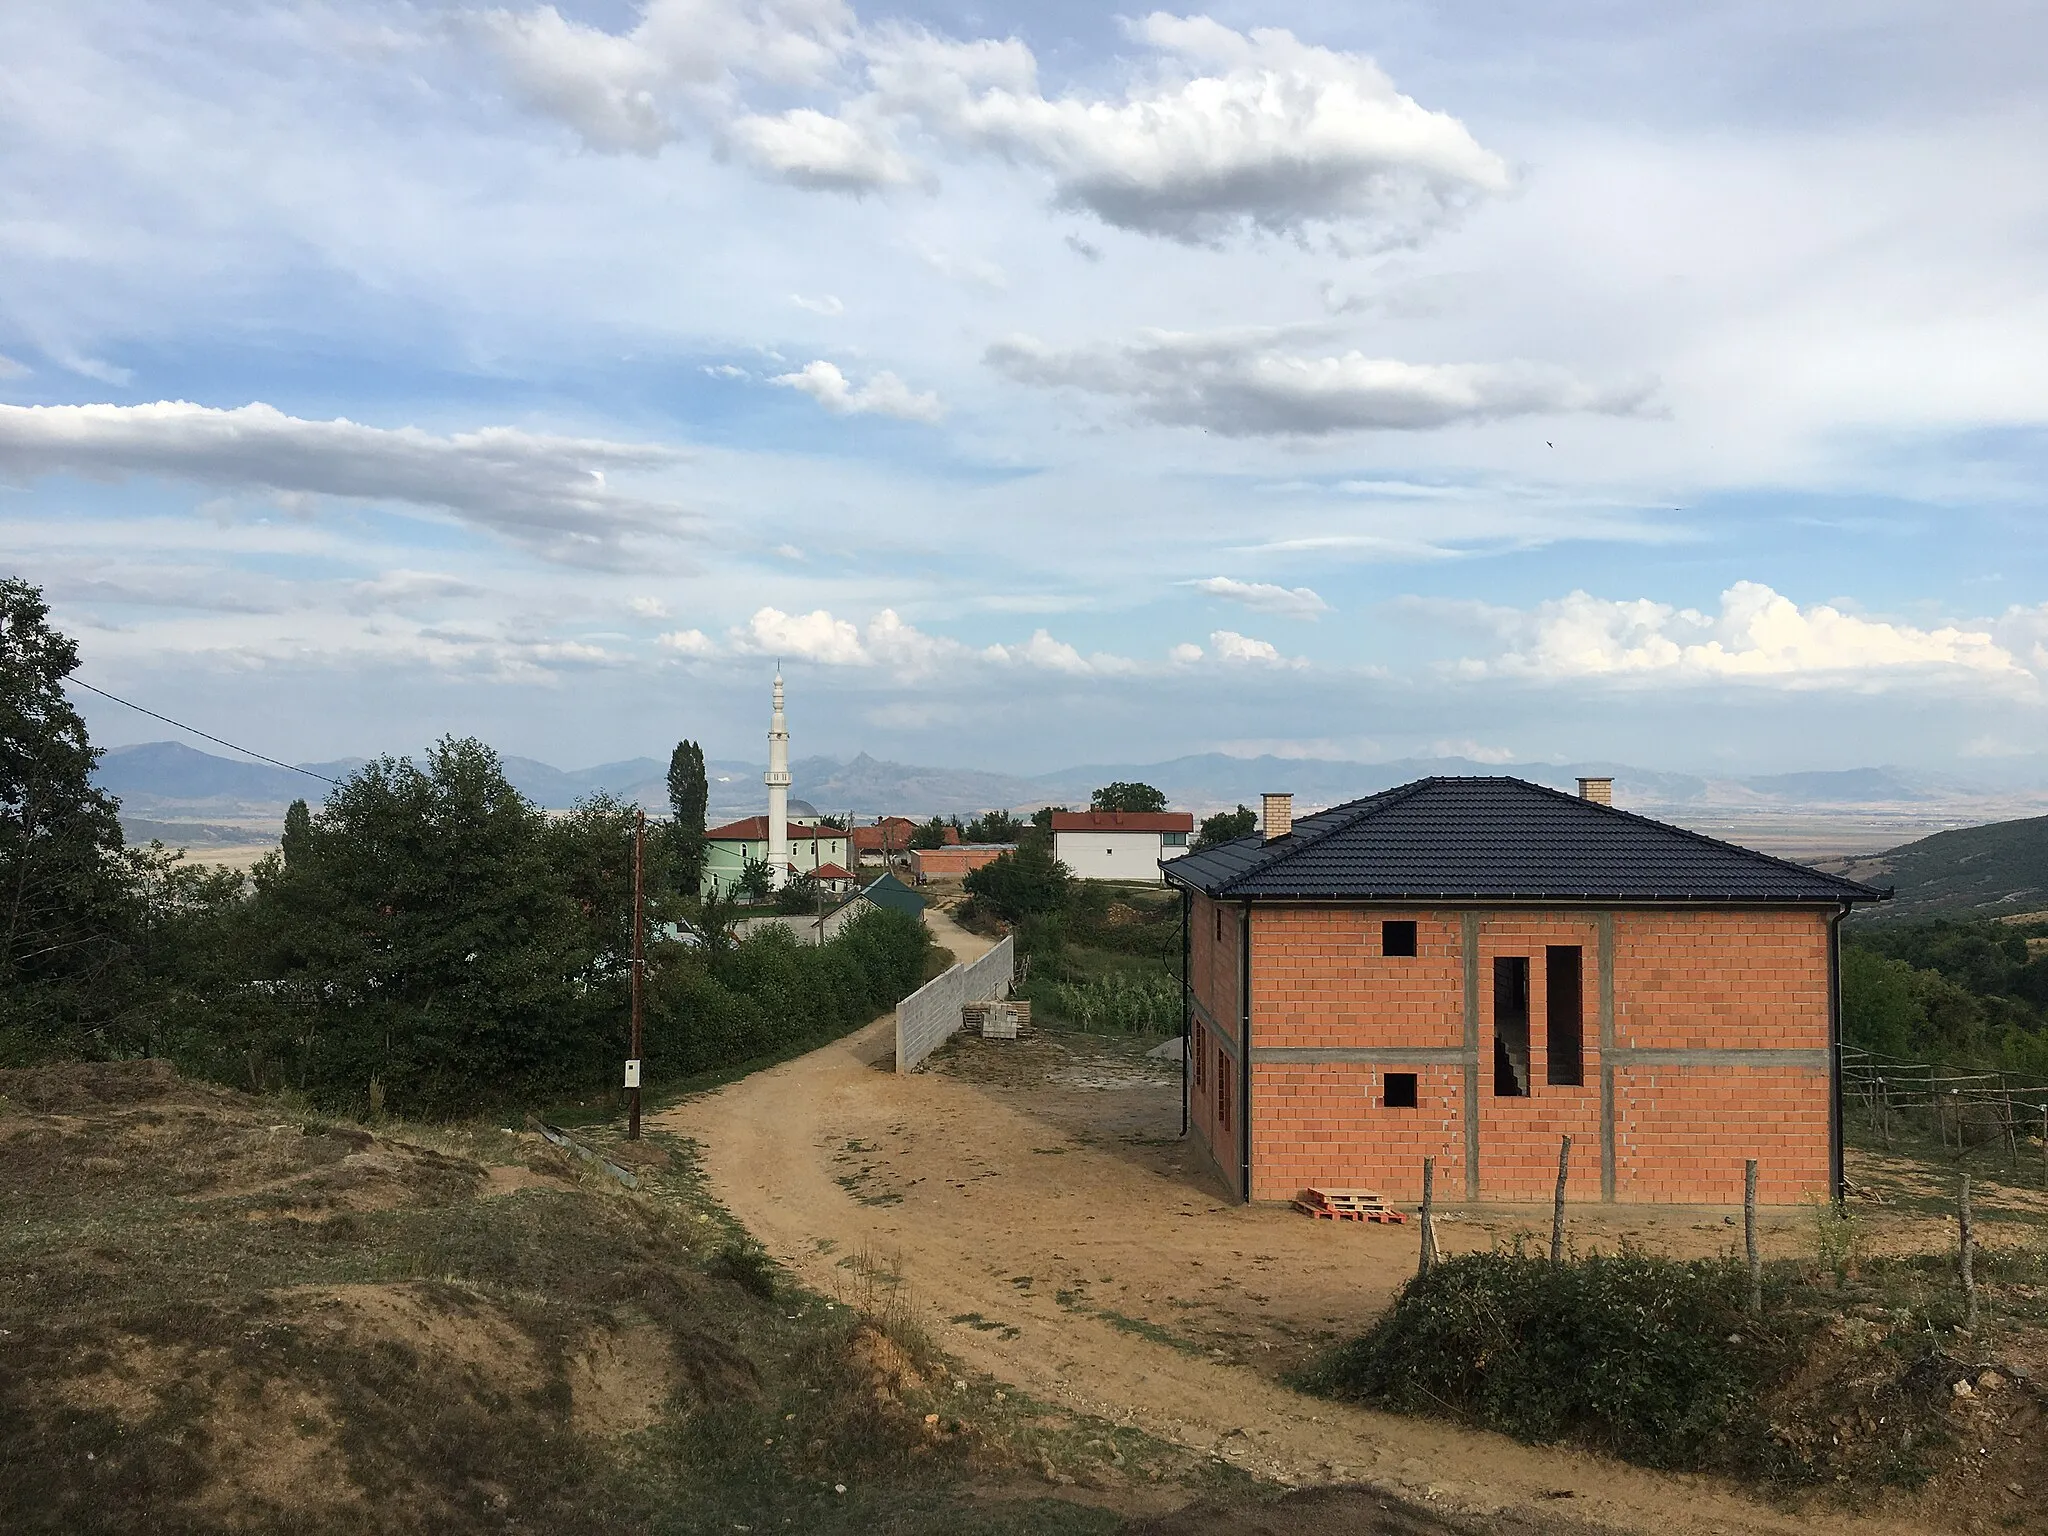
[0,579,135,1056]
[775,868,824,914]
[963,810,1023,844]
[281,798,313,866]
[235,737,588,1113]
[908,816,951,850]
[1091,781,1167,814]
[666,739,708,894]
[964,839,1072,923]
[1195,804,1257,849]
[736,856,773,903]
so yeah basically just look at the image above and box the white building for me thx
[1051,811,1193,884]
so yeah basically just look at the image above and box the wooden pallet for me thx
[1293,1187,1407,1224]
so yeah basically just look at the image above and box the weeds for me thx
[1042,973,1179,1034]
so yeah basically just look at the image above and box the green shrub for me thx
[1041,972,1179,1034]
[1296,1249,1814,1475]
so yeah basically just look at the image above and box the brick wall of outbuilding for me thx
[1190,903,1836,1207]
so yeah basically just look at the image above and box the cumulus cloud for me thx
[1209,628,1289,665]
[627,595,671,618]
[986,329,1646,436]
[474,0,856,154]
[866,14,1510,244]
[1188,575,1328,619]
[727,106,910,189]
[728,605,1136,675]
[0,400,692,565]
[1169,641,1205,663]
[771,360,942,422]
[1461,582,2028,687]
[474,6,1503,243]
[657,627,718,656]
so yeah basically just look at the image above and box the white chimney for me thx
[1577,776,1613,806]
[1262,792,1293,841]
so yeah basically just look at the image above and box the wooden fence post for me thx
[1418,1156,1437,1279]
[1550,1135,1571,1264]
[1960,1174,1979,1333]
[1744,1158,1762,1317]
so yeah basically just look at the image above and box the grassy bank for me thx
[0,1059,1244,1535]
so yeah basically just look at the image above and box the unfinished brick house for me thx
[1163,777,1887,1207]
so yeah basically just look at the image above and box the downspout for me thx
[1828,905,1846,1207]
[1179,886,1191,1139]
[1239,900,1254,1204]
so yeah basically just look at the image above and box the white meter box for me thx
[623,1059,641,1088]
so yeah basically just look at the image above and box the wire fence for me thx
[1843,1045,2048,1180]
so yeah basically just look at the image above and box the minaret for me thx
[765,668,790,890]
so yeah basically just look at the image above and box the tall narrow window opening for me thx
[1546,945,1585,1086]
[1217,1053,1232,1133]
[1193,1023,1206,1088]
[1492,955,1531,1097]
[1381,920,1418,957]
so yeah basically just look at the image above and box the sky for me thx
[4,0,2048,777]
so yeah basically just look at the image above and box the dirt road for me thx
[651,914,1936,1536]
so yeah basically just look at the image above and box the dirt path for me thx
[652,913,1938,1536]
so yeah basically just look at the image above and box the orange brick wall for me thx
[1187,893,1243,1198]
[1186,902,1836,1206]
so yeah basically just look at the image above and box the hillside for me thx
[1829,814,2048,921]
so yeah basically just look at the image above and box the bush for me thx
[963,840,1070,923]
[1296,1249,1813,1475]
[1041,972,1179,1034]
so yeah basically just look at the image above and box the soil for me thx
[649,912,2010,1536]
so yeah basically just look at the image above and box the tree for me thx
[908,816,951,850]
[736,856,773,903]
[1194,804,1257,849]
[238,736,588,1113]
[666,739,708,894]
[775,868,823,914]
[964,839,1072,923]
[1091,782,1167,814]
[281,798,313,865]
[0,578,135,1054]
[964,809,1023,844]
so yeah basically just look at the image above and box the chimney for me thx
[1576,777,1614,806]
[1261,792,1293,842]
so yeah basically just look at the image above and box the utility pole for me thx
[628,808,645,1141]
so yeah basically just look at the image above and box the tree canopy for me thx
[963,839,1072,923]
[1194,804,1257,849]
[666,739,708,893]
[1090,782,1167,814]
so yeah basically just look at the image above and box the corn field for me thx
[1046,972,1180,1034]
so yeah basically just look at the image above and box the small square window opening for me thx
[1382,920,1418,957]
[1383,1072,1419,1109]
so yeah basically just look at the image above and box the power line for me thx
[67,678,340,786]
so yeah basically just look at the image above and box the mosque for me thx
[698,671,854,898]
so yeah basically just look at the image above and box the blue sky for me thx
[4,0,2046,775]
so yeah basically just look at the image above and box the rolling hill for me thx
[1825,816,2048,921]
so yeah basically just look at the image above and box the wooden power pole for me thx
[628,809,645,1141]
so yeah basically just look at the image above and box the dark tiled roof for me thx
[857,871,926,916]
[1162,777,1889,905]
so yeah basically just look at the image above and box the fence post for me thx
[1744,1158,1762,1316]
[1550,1135,1570,1264]
[2041,1104,2047,1193]
[1418,1156,1437,1279]
[1960,1174,1979,1333]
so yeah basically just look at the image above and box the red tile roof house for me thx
[1051,810,1194,884]
[1162,778,1888,1209]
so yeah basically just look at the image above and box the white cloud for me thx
[770,360,942,422]
[789,292,845,316]
[0,353,29,379]
[1429,738,1519,764]
[728,605,1136,676]
[986,328,1646,436]
[1210,628,1285,665]
[474,0,856,154]
[628,595,671,618]
[1169,641,1204,663]
[346,570,486,614]
[1462,582,2028,687]
[657,627,718,656]
[0,400,692,566]
[867,14,1510,244]
[1188,575,1329,619]
[702,363,749,379]
[728,107,909,189]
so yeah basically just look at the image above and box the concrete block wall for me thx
[896,935,1014,1073]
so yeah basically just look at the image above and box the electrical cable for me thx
[67,678,340,786]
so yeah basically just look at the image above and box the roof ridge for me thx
[1213,779,1439,896]
[1503,775,1889,900]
